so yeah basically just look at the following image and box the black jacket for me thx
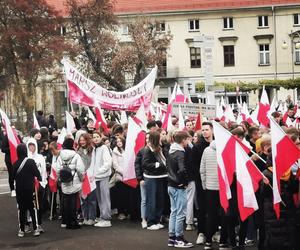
[142,146,167,178]
[185,145,196,181]
[13,158,41,192]
[168,143,189,188]
[134,147,147,182]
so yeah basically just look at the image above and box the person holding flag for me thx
[13,143,41,237]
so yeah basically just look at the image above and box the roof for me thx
[46,0,300,16]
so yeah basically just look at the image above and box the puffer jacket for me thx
[200,141,218,190]
[57,149,85,194]
[261,168,298,250]
[168,143,189,188]
[91,145,112,181]
[112,147,124,181]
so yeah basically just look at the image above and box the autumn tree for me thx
[0,0,71,130]
[66,0,172,90]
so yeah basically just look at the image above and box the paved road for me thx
[0,170,10,195]
[0,193,258,250]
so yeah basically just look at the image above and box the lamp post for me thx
[282,30,300,102]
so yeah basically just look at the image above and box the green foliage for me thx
[195,78,300,92]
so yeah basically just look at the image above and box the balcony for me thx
[157,66,179,79]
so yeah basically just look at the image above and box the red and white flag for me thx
[135,103,148,131]
[81,166,96,198]
[87,108,96,126]
[235,143,263,221]
[0,108,20,164]
[57,127,67,150]
[123,117,146,188]
[162,104,175,131]
[65,111,76,135]
[48,166,58,193]
[194,112,202,131]
[95,105,109,134]
[257,87,270,126]
[270,117,300,218]
[33,113,40,130]
[178,106,185,131]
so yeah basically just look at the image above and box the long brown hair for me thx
[149,131,161,152]
[78,133,93,155]
[116,136,126,153]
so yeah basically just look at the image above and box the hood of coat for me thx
[26,138,38,158]
[169,143,185,154]
[60,149,77,162]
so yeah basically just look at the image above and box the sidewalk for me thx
[0,152,6,171]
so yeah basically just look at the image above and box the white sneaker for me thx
[11,190,16,197]
[33,229,40,237]
[186,224,195,231]
[82,219,88,225]
[18,229,24,237]
[61,224,66,228]
[141,220,147,229]
[24,225,31,233]
[147,224,160,230]
[196,233,205,245]
[94,220,112,228]
[156,223,164,229]
[95,217,101,222]
[86,219,96,226]
[37,225,44,233]
[212,231,220,243]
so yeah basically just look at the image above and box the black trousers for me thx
[5,159,14,191]
[37,186,45,225]
[62,192,78,227]
[205,190,220,243]
[16,189,37,231]
[195,178,206,234]
[114,182,130,214]
[220,214,236,246]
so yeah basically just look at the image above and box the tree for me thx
[66,0,172,90]
[0,0,72,130]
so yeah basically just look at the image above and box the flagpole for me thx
[34,186,40,227]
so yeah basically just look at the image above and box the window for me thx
[223,45,235,66]
[121,24,128,35]
[190,47,201,68]
[60,26,67,36]
[189,19,200,31]
[259,44,270,65]
[294,13,300,25]
[258,16,268,27]
[295,47,300,64]
[223,17,233,29]
[156,22,166,32]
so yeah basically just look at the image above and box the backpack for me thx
[60,156,76,183]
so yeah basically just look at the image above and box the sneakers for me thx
[24,225,31,233]
[33,229,40,237]
[204,242,212,250]
[86,219,96,226]
[156,223,164,229]
[212,231,220,243]
[11,190,16,197]
[37,225,44,233]
[168,236,176,247]
[94,220,112,228]
[245,239,255,246]
[82,219,89,225]
[147,224,160,230]
[219,243,230,250]
[61,224,66,228]
[196,233,205,245]
[117,213,126,220]
[141,220,147,229]
[185,224,195,231]
[174,237,194,248]
[18,230,24,238]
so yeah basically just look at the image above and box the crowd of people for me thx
[1,103,300,250]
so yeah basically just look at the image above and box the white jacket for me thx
[26,138,47,188]
[57,149,85,194]
[91,145,112,181]
[112,147,125,181]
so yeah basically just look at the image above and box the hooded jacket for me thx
[13,143,41,192]
[91,144,112,181]
[57,149,85,194]
[112,147,124,181]
[168,143,189,188]
[200,141,219,191]
[26,138,47,188]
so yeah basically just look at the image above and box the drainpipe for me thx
[272,5,278,79]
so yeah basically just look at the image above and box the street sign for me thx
[172,103,200,117]
[207,86,225,92]
[199,104,216,119]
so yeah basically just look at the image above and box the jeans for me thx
[168,187,187,237]
[81,190,97,220]
[95,178,111,221]
[186,181,196,225]
[144,177,165,226]
[140,184,146,219]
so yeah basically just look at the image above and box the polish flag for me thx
[65,111,76,135]
[87,107,96,126]
[270,117,300,218]
[178,106,185,130]
[285,117,296,127]
[257,87,270,126]
[194,113,202,131]
[95,105,109,133]
[269,96,278,115]
[57,127,67,150]
[250,104,259,125]
[48,166,58,193]
[135,103,148,131]
[241,103,253,124]
[123,117,146,188]
[235,143,263,221]
[81,166,96,198]
[224,105,236,123]
[170,83,186,103]
[216,104,225,121]
[33,113,40,129]
[162,104,174,131]
[0,108,20,164]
